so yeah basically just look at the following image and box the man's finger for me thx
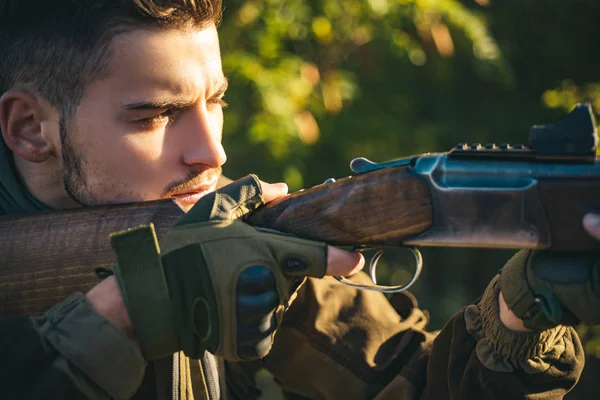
[259,181,288,203]
[583,213,600,241]
[325,246,365,277]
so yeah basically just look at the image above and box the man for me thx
[0,1,596,399]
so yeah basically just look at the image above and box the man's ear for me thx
[0,90,55,163]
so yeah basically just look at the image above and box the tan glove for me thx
[111,175,328,361]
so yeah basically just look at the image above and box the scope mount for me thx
[449,103,598,163]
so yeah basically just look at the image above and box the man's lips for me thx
[169,178,219,207]
[170,184,215,198]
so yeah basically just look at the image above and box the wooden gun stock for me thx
[0,201,183,316]
[0,166,433,316]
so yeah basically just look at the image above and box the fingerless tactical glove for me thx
[500,249,600,330]
[110,175,328,361]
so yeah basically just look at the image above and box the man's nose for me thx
[180,108,227,168]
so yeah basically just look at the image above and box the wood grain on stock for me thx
[0,200,183,316]
[247,165,433,247]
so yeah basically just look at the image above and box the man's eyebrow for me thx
[121,78,229,110]
[121,99,195,111]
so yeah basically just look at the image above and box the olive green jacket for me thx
[2,269,582,399]
[262,274,583,399]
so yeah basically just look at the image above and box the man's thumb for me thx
[583,213,600,241]
[325,247,365,277]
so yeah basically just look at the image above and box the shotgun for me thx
[1,104,598,315]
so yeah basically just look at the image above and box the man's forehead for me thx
[101,25,224,98]
[109,24,221,61]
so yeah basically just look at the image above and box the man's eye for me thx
[208,96,228,109]
[138,109,176,129]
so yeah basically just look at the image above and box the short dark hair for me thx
[0,0,222,116]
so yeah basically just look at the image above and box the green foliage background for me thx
[217,0,600,396]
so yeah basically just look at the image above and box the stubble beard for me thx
[60,116,98,207]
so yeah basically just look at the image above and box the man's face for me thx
[60,25,227,212]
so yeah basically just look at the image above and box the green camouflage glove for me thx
[110,175,328,361]
[500,249,600,330]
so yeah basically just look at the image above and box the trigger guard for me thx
[335,247,423,294]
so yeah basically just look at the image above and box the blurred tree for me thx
[217,0,600,397]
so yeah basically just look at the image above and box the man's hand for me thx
[499,213,600,331]
[108,175,364,362]
[583,213,600,240]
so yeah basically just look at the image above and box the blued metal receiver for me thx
[335,104,600,294]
